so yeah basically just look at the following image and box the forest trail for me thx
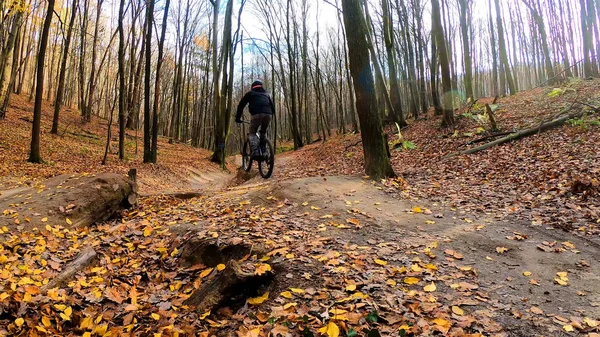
[162,155,600,335]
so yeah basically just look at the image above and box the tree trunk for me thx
[29,0,56,163]
[494,0,517,95]
[151,0,171,163]
[143,0,154,163]
[117,0,126,159]
[383,0,406,127]
[51,0,78,134]
[458,0,474,101]
[431,0,454,127]
[341,0,395,179]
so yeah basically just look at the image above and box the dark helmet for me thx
[251,80,263,89]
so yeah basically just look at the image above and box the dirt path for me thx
[215,173,600,336]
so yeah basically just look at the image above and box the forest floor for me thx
[0,94,231,194]
[1,79,600,337]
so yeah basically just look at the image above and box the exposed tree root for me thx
[41,247,97,293]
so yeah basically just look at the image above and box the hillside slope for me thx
[277,79,600,234]
[0,95,227,194]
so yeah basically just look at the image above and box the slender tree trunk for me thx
[494,0,517,95]
[143,0,154,163]
[431,0,454,127]
[151,0,171,162]
[458,0,474,101]
[51,0,78,134]
[341,0,395,179]
[117,0,126,159]
[29,0,56,163]
[383,0,406,127]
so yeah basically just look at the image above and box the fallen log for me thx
[41,247,97,293]
[450,108,588,157]
[0,172,137,230]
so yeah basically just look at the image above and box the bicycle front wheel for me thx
[258,139,274,178]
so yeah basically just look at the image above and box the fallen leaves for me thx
[424,282,437,292]
[495,247,509,254]
[318,321,340,337]
[247,292,269,305]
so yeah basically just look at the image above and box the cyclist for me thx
[235,80,274,160]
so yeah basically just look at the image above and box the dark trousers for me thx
[249,114,271,157]
[250,113,272,138]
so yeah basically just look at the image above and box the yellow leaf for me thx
[411,264,422,272]
[496,247,509,254]
[64,306,72,318]
[290,288,305,294]
[311,206,321,210]
[432,318,451,328]
[199,268,214,278]
[42,316,51,328]
[95,325,108,335]
[403,277,420,285]
[217,264,226,271]
[555,278,568,286]
[452,306,464,316]
[412,206,423,213]
[255,263,272,275]
[281,291,293,299]
[53,304,67,311]
[248,292,269,305]
[318,321,340,337]
[151,313,160,321]
[563,324,574,332]
[199,311,210,320]
[80,317,93,329]
[523,271,532,277]
[83,333,91,337]
[345,284,356,292]
[584,317,599,328]
[557,271,568,278]
[283,302,297,310]
[15,318,24,327]
[374,259,387,266]
[386,279,397,287]
[425,220,436,224]
[66,218,73,225]
[143,226,153,237]
[329,308,347,315]
[35,326,48,333]
[41,217,48,222]
[424,282,437,292]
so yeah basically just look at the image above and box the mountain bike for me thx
[240,121,274,179]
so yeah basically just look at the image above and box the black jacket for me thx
[235,87,274,121]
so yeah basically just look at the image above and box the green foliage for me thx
[390,123,416,151]
[347,329,358,337]
[277,144,294,154]
[548,88,565,98]
[567,115,600,130]
[366,311,379,323]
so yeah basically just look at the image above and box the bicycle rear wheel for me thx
[242,140,252,172]
[258,139,274,178]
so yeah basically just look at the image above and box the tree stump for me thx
[184,260,274,313]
